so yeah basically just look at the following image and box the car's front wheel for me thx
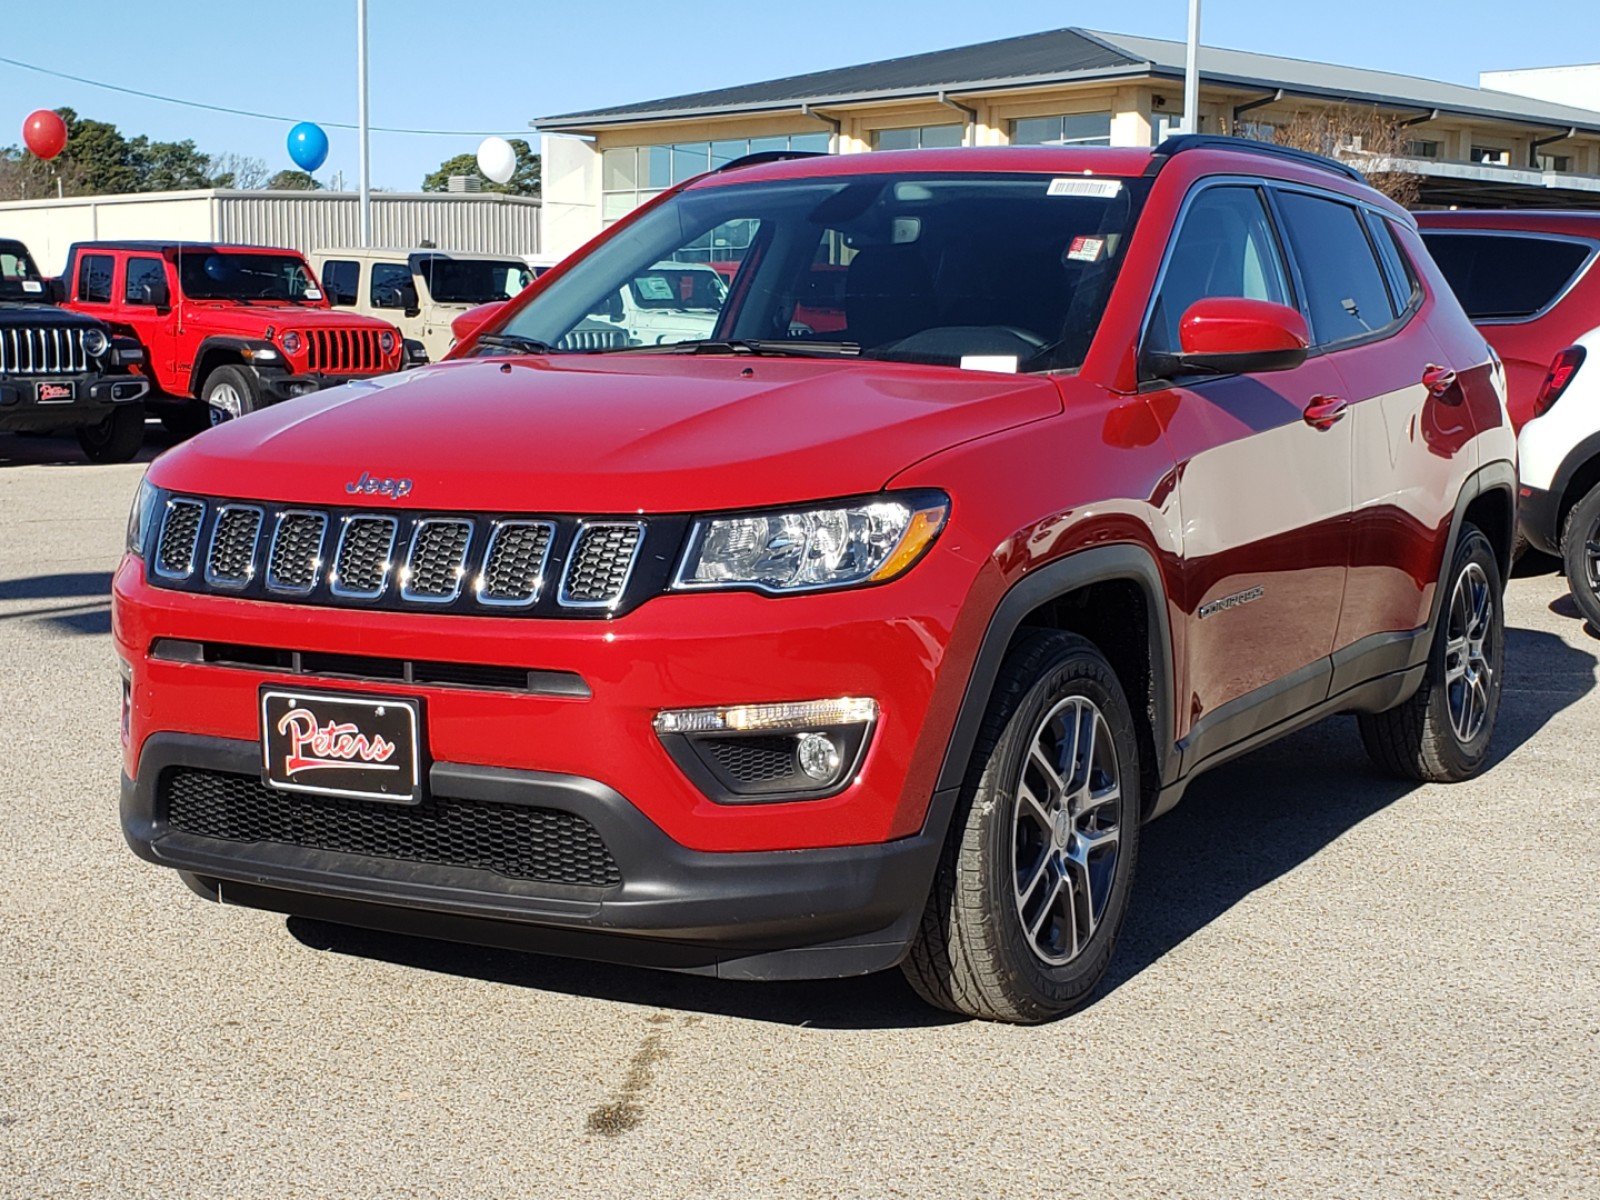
[76,404,146,463]
[1560,481,1600,631]
[903,630,1141,1023]
[202,365,262,426]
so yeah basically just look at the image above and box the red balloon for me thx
[22,110,68,161]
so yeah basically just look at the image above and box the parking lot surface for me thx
[2,436,1597,1199]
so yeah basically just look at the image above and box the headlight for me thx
[674,492,948,594]
[280,331,303,354]
[126,478,160,558]
[380,331,397,354]
[82,327,109,357]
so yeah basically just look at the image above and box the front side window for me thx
[321,260,359,305]
[1420,231,1594,321]
[1145,185,1292,357]
[369,262,413,306]
[177,252,316,302]
[1275,191,1397,344]
[77,254,114,304]
[124,258,166,305]
[495,171,1149,373]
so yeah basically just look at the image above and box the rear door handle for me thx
[1304,394,1348,430]
[1423,363,1459,399]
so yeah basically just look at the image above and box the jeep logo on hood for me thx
[346,471,413,500]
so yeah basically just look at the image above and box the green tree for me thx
[421,139,540,196]
[266,169,322,191]
[130,136,215,192]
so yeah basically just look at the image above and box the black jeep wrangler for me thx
[0,238,149,462]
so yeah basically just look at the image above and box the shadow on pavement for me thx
[0,422,176,468]
[271,629,1591,1026]
[0,571,114,637]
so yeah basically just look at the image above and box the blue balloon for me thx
[286,122,328,173]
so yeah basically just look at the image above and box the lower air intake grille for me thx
[162,768,622,888]
[701,735,799,783]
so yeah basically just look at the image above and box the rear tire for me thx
[201,364,262,426]
[75,404,145,463]
[902,630,1141,1023]
[1358,525,1503,782]
[1560,482,1600,632]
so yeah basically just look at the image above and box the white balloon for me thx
[476,136,517,185]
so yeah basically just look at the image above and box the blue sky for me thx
[3,0,1597,191]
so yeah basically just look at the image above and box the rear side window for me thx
[1276,192,1396,344]
[1420,232,1593,320]
[1146,185,1293,356]
[77,254,114,304]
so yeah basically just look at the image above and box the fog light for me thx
[796,732,841,781]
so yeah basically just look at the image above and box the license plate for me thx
[36,382,73,403]
[260,689,423,803]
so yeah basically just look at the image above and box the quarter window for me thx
[1420,232,1593,321]
[1146,186,1293,357]
[77,254,114,304]
[1363,212,1418,315]
[1275,191,1397,344]
[321,259,359,306]
[124,258,166,305]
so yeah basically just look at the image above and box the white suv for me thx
[1519,334,1600,625]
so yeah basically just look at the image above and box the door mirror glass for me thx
[1149,297,1309,378]
[140,276,170,309]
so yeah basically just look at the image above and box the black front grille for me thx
[155,499,205,578]
[561,524,643,607]
[267,513,328,593]
[162,768,622,888]
[332,515,397,598]
[404,519,473,600]
[206,506,263,586]
[478,522,554,606]
[702,735,799,783]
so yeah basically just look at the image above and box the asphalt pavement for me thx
[1,429,1596,1199]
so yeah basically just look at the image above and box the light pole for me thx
[1182,0,1202,135]
[357,0,372,246]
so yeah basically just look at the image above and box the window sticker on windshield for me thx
[1048,177,1123,199]
[20,280,42,293]
[960,355,1019,374]
[1066,236,1106,263]
[303,287,323,300]
[635,276,675,301]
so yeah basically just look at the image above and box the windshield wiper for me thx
[473,333,554,355]
[593,338,861,359]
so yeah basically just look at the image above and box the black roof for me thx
[65,240,299,256]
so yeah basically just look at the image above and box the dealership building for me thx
[534,26,1600,256]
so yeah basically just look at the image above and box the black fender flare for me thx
[931,544,1179,815]
[191,337,280,395]
[1546,428,1600,542]
[1430,460,1518,638]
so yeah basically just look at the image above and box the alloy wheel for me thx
[208,382,243,425]
[1011,695,1123,966]
[1444,561,1494,743]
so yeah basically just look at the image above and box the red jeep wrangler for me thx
[60,242,405,430]
[116,138,1516,1022]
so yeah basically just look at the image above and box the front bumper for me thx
[123,732,953,979]
[256,371,396,405]
[0,374,148,431]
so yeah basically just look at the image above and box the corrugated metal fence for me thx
[215,192,542,255]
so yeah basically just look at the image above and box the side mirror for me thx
[449,300,506,346]
[607,291,625,324]
[1149,297,1309,378]
[400,283,421,319]
[141,277,170,309]
[45,277,66,304]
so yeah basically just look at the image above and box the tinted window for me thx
[124,258,165,305]
[1146,186,1293,356]
[1364,212,1418,314]
[322,260,359,306]
[1276,192,1396,343]
[177,252,315,301]
[1420,232,1592,320]
[370,262,412,306]
[77,254,114,304]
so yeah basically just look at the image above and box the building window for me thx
[872,124,964,151]
[1538,153,1573,173]
[1406,140,1440,159]
[600,133,831,224]
[1010,112,1112,147]
[1471,146,1511,167]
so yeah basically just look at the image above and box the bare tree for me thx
[209,153,270,189]
[1229,105,1422,207]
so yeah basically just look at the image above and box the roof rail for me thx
[711,149,828,175]
[1148,134,1367,185]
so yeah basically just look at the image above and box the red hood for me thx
[179,303,400,337]
[148,355,1061,512]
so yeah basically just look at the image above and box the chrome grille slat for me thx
[331,515,400,599]
[0,325,87,375]
[559,523,645,609]
[204,505,265,588]
[154,499,207,580]
[402,519,474,603]
[266,512,329,594]
[477,521,556,608]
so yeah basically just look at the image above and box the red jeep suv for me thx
[60,241,405,431]
[116,138,1516,1022]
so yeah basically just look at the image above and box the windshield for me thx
[416,255,532,305]
[178,252,320,302]
[0,244,45,301]
[494,171,1148,370]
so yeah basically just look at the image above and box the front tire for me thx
[1358,525,1504,781]
[201,364,262,426]
[903,630,1141,1023]
[1560,482,1600,631]
[75,404,145,463]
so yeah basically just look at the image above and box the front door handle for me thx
[1304,394,1348,430]
[1423,363,1459,399]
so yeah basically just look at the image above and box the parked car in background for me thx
[0,237,149,461]
[1416,211,1600,431]
[59,242,405,429]
[316,247,533,363]
[118,138,1514,1023]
